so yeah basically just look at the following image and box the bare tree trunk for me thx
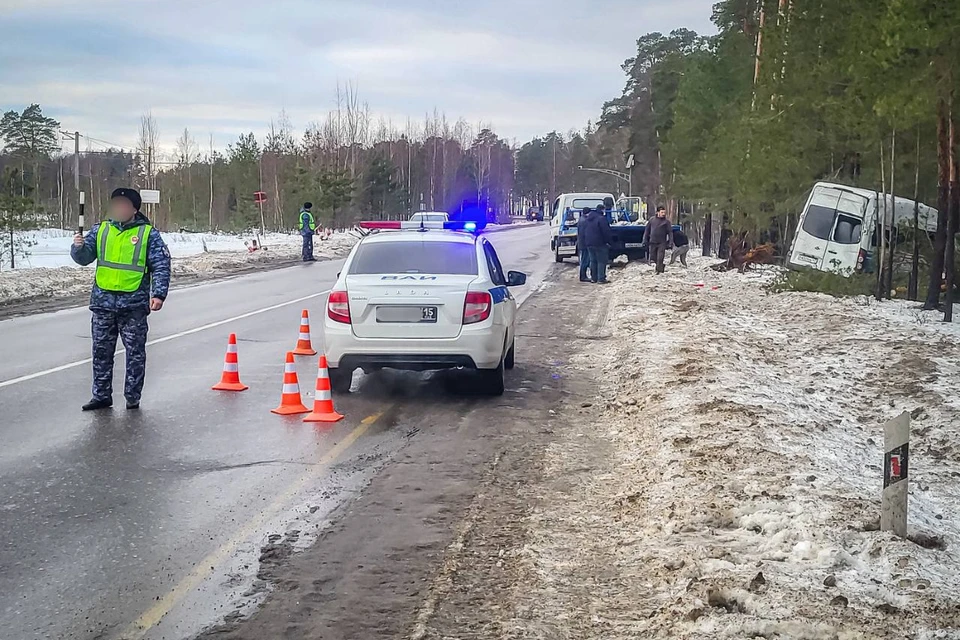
[886,130,897,298]
[877,135,888,301]
[925,95,952,310]
[702,211,713,257]
[945,113,958,322]
[58,158,64,229]
[910,128,922,300]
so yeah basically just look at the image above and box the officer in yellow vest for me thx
[71,188,171,411]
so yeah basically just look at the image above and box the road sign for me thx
[254,191,267,204]
[141,189,161,204]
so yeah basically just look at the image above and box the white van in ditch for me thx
[787,182,938,274]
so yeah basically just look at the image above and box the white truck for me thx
[788,181,938,274]
[549,192,615,263]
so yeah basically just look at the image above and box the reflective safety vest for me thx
[300,210,316,232]
[95,222,152,292]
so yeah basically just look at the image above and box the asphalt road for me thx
[0,223,551,640]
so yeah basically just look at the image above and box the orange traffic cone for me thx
[293,310,317,356]
[212,333,248,391]
[271,352,310,415]
[303,355,344,423]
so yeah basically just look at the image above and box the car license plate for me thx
[376,306,438,323]
[625,242,643,248]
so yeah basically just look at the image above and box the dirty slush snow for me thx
[436,259,960,639]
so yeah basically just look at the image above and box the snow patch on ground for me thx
[0,229,358,306]
[517,256,960,638]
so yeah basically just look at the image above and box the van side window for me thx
[833,214,862,244]
[551,198,560,220]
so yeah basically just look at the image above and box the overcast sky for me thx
[1,0,716,154]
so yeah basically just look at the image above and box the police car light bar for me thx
[358,221,478,232]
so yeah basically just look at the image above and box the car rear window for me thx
[349,241,478,275]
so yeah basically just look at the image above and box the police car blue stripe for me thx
[489,286,509,304]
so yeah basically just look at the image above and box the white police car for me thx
[323,220,526,395]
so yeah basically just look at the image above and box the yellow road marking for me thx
[121,411,385,639]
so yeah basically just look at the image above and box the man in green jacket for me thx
[70,188,171,410]
[299,202,317,262]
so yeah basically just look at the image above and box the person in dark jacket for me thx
[581,204,613,284]
[643,206,673,274]
[576,207,594,282]
[71,188,171,411]
[299,202,317,261]
[670,228,690,266]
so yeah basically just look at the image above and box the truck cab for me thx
[549,193,614,263]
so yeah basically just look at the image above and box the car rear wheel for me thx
[555,244,564,263]
[504,341,515,370]
[328,366,352,393]
[477,359,505,396]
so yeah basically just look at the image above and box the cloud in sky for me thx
[0,0,717,153]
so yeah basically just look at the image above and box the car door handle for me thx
[827,250,837,255]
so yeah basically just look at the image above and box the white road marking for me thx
[0,290,330,389]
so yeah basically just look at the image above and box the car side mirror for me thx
[506,271,527,287]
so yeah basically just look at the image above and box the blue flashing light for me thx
[464,222,477,232]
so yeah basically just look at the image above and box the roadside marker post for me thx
[881,412,910,538]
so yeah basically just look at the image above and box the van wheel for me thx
[478,360,505,396]
[504,341,515,370]
[555,246,564,263]
[328,367,352,393]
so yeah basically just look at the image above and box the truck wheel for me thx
[504,341,515,370]
[555,245,564,263]
[478,360,505,396]
[328,367,352,393]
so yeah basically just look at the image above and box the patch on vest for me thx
[130,235,140,245]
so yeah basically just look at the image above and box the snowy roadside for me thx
[0,229,359,308]
[496,258,960,638]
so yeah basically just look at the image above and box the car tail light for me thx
[855,249,866,272]
[463,291,492,325]
[328,291,351,324]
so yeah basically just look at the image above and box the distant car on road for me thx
[527,207,543,222]
[323,220,527,395]
[409,211,449,224]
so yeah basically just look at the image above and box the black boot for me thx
[82,398,113,412]
[126,398,140,410]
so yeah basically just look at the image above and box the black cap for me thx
[111,188,142,210]
[303,202,313,210]
[656,205,667,212]
[595,204,606,212]
[581,207,592,215]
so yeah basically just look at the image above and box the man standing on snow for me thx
[576,206,594,282]
[581,204,613,284]
[299,202,317,262]
[644,206,674,274]
[71,188,171,411]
